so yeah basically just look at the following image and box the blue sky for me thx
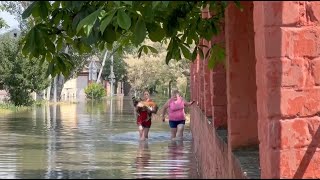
[0,11,19,33]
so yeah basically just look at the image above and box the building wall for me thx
[190,1,320,179]
[254,1,320,179]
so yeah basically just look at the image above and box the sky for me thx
[0,11,19,33]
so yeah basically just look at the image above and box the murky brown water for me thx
[0,96,199,179]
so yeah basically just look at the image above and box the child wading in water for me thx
[134,90,158,141]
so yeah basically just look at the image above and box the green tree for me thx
[126,40,189,96]
[84,83,106,100]
[20,1,241,76]
[0,34,50,106]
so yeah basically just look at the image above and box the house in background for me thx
[60,55,125,102]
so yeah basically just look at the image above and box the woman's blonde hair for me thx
[171,89,180,96]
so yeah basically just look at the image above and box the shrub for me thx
[84,83,106,100]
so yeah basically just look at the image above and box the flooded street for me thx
[0,96,199,179]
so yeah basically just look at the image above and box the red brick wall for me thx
[191,106,245,178]
[225,1,259,150]
[190,106,228,178]
[254,1,320,179]
[190,1,320,179]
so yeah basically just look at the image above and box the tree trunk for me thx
[50,73,65,101]
[168,80,173,98]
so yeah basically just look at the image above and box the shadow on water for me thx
[0,96,199,179]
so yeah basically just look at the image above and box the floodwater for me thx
[0,96,199,179]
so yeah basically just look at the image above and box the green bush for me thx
[84,83,106,100]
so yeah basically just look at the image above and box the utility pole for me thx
[96,50,108,84]
[108,55,115,97]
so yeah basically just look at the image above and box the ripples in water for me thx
[0,97,199,179]
[108,131,193,145]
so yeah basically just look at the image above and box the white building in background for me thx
[60,55,102,102]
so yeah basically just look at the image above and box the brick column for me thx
[225,1,258,150]
[201,10,213,118]
[254,1,320,179]
[195,56,200,104]
[202,39,213,118]
[190,63,194,100]
[199,53,205,112]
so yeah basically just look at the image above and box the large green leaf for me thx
[117,9,131,30]
[76,9,102,36]
[102,26,117,43]
[208,44,226,69]
[134,17,146,45]
[147,23,165,42]
[21,2,37,19]
[38,1,50,19]
[22,25,46,58]
[100,10,116,33]
[179,43,191,60]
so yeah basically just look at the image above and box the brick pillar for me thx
[201,10,213,118]
[190,63,194,100]
[195,56,200,104]
[202,40,213,118]
[209,28,227,128]
[254,1,320,179]
[195,55,201,106]
[199,53,205,112]
[225,1,258,150]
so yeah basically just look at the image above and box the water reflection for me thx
[135,141,151,179]
[168,140,187,179]
[0,97,199,179]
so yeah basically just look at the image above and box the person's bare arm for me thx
[182,97,195,106]
[161,100,170,122]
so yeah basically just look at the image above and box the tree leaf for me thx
[152,1,161,9]
[102,26,116,43]
[117,9,131,30]
[76,9,101,35]
[147,46,158,54]
[46,61,54,77]
[137,45,144,58]
[114,1,120,6]
[134,17,146,45]
[165,50,173,64]
[22,2,37,19]
[100,10,116,33]
[38,1,50,19]
[162,1,169,8]
[122,1,132,6]
[208,49,216,69]
[179,43,191,60]
[56,37,63,52]
[147,23,165,42]
[143,46,148,54]
[208,44,226,69]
